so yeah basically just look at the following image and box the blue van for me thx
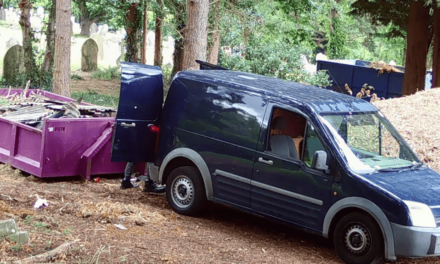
[112,62,440,264]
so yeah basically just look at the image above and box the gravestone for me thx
[99,24,109,36]
[116,41,125,65]
[0,9,6,21]
[6,38,19,49]
[3,45,25,84]
[90,33,105,61]
[81,39,98,72]
[36,7,44,18]
[147,31,155,47]
[90,23,98,35]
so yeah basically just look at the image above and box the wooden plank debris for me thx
[0,89,116,130]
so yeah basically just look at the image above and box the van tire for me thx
[166,166,207,216]
[333,212,384,264]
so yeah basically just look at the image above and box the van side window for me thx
[268,108,306,160]
[303,123,326,167]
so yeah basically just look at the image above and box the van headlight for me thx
[404,201,436,228]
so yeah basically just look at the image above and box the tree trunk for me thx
[53,0,72,97]
[402,0,431,96]
[142,0,148,64]
[172,33,184,77]
[80,18,93,36]
[433,7,440,88]
[207,0,220,65]
[125,3,140,63]
[182,0,209,70]
[44,0,56,72]
[77,0,92,36]
[18,0,36,80]
[154,0,163,66]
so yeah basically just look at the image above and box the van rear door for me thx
[111,62,163,163]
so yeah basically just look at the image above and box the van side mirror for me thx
[312,150,329,172]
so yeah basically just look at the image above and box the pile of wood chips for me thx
[0,87,116,130]
[77,201,166,224]
[374,88,440,172]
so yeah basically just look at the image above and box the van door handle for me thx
[121,122,136,128]
[258,157,273,166]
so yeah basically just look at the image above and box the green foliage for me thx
[90,66,120,81]
[71,91,119,108]
[327,17,348,59]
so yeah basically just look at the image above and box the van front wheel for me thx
[166,166,207,216]
[333,212,384,264]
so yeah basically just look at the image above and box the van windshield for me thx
[319,112,420,174]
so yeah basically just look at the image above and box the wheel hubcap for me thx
[171,175,194,209]
[345,225,370,255]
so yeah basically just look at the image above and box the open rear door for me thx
[111,62,163,163]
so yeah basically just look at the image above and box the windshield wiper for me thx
[375,162,424,173]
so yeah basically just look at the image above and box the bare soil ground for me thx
[1,81,440,263]
[70,71,120,98]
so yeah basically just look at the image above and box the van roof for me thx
[176,70,378,113]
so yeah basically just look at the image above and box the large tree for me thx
[18,0,37,82]
[154,0,164,66]
[43,0,56,72]
[53,0,72,96]
[207,0,221,64]
[182,0,210,70]
[142,0,148,64]
[351,0,433,95]
[432,6,440,87]
[73,0,107,36]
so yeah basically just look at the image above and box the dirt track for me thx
[0,164,438,264]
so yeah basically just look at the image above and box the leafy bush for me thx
[91,67,121,81]
[219,42,331,88]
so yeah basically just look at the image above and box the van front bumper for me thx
[392,223,440,257]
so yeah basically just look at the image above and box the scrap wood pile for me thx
[374,88,440,172]
[370,60,403,74]
[0,87,116,130]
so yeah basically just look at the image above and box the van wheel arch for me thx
[159,148,214,201]
[328,208,381,242]
[323,197,396,261]
[162,157,197,186]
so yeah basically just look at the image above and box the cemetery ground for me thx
[1,87,440,263]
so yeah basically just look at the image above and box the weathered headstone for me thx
[0,9,6,21]
[91,33,105,61]
[73,23,81,35]
[36,7,44,17]
[99,24,109,36]
[147,31,155,47]
[116,41,125,65]
[81,39,98,72]
[90,23,98,35]
[6,38,19,49]
[3,45,25,84]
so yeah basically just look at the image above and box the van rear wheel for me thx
[333,212,384,264]
[166,166,207,216]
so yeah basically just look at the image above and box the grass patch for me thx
[0,20,9,28]
[71,90,119,108]
[23,215,33,225]
[91,66,121,81]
